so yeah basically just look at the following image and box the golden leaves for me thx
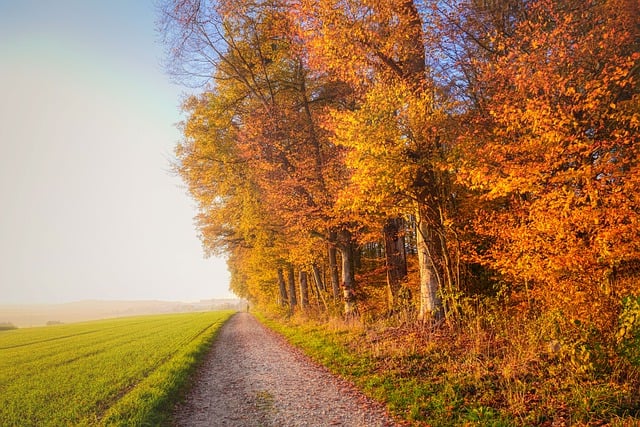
[461,0,640,319]
[167,0,640,321]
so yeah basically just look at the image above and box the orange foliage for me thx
[165,0,640,327]
[458,0,640,323]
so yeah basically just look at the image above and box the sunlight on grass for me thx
[257,307,640,426]
[0,311,234,426]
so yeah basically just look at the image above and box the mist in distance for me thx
[0,1,233,306]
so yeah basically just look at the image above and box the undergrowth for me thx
[257,301,640,426]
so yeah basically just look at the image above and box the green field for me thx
[0,311,234,426]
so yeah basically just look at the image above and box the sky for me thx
[0,0,234,304]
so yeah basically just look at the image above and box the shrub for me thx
[617,295,640,367]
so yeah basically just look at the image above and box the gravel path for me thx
[173,312,399,427]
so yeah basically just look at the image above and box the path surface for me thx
[173,312,399,427]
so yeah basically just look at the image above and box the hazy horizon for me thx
[0,298,243,327]
[0,1,234,305]
[1,296,242,306]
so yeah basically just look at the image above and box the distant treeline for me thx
[0,322,17,331]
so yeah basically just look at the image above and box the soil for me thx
[172,312,399,426]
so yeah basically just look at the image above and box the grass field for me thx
[0,310,234,426]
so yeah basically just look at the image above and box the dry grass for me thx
[261,298,640,426]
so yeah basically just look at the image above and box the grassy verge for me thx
[256,309,640,426]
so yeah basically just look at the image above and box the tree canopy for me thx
[160,0,640,331]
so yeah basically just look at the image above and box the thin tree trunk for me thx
[312,262,326,292]
[311,263,325,293]
[337,229,357,316]
[287,265,297,311]
[311,269,321,302]
[383,217,408,310]
[312,263,329,311]
[328,233,341,300]
[277,268,288,307]
[299,270,309,308]
[416,206,442,321]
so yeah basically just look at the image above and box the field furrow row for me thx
[0,311,234,426]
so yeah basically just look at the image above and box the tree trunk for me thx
[299,270,309,308]
[383,217,408,309]
[312,262,325,292]
[287,265,297,311]
[416,206,442,320]
[337,229,357,316]
[277,268,288,307]
[312,263,329,311]
[328,233,341,300]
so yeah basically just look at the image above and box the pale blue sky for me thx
[0,0,233,304]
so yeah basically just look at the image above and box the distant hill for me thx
[0,299,244,327]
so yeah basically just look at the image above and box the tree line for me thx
[159,0,639,336]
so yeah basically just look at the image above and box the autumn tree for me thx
[454,0,640,327]
[161,0,362,314]
[164,0,639,330]
[297,0,468,319]
[175,86,291,306]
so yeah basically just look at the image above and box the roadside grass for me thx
[0,311,234,426]
[257,306,640,426]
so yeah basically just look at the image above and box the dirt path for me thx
[172,312,399,426]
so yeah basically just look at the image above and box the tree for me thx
[161,0,361,315]
[277,268,288,307]
[456,0,640,326]
[176,87,291,306]
[297,0,463,319]
[383,217,408,309]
